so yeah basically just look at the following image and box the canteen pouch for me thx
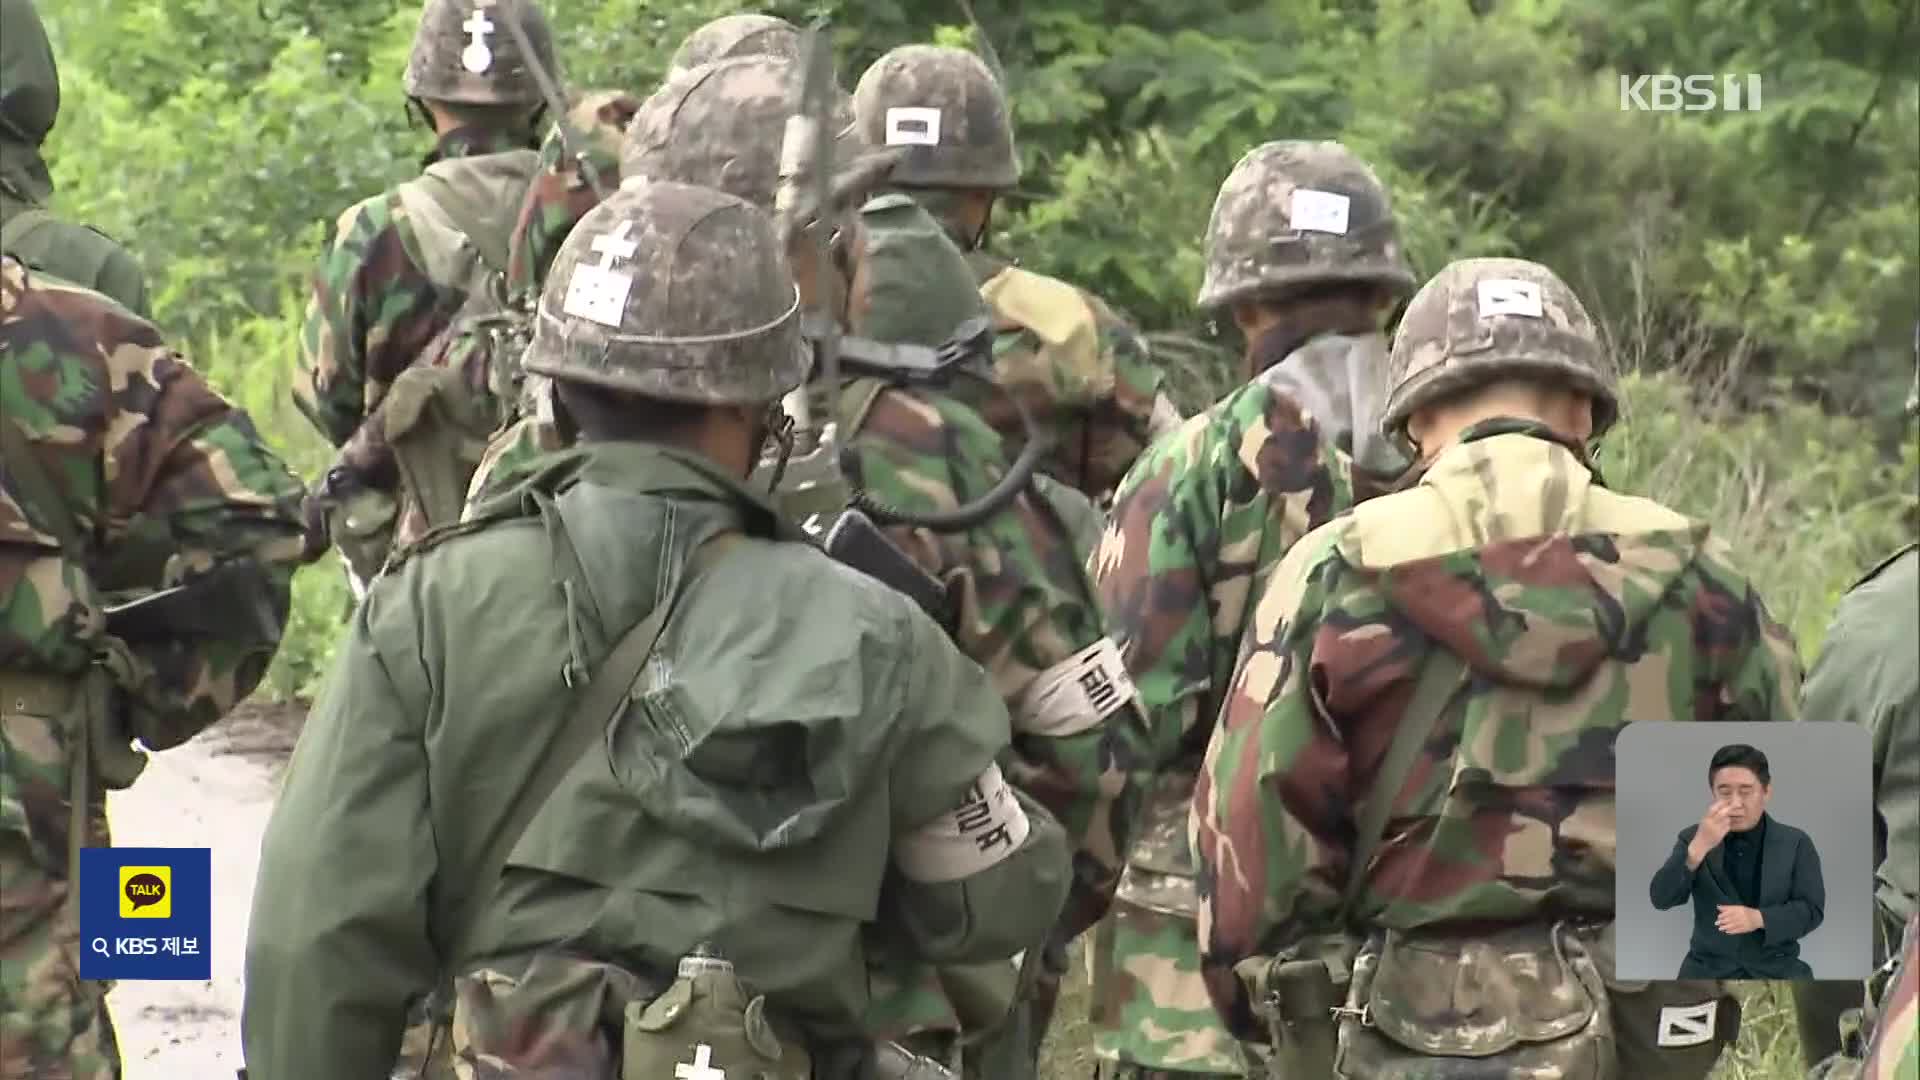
[1332,921,1613,1080]
[325,486,397,585]
[623,958,811,1080]
[1237,940,1349,1080]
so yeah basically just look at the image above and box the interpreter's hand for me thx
[1715,905,1765,935]
[1687,800,1735,865]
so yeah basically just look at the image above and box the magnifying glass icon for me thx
[90,937,110,958]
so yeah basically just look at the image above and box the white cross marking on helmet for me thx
[461,9,495,74]
[675,1044,727,1080]
[591,221,639,267]
[1476,278,1544,319]
[561,220,639,328]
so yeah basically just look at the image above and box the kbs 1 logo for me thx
[1619,74,1764,112]
[79,847,211,980]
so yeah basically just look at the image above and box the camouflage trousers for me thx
[1088,771,1245,1078]
[1,680,119,1079]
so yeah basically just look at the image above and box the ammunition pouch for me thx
[383,364,501,542]
[1330,921,1613,1080]
[1114,768,1202,919]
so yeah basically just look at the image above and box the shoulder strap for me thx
[1341,652,1470,918]
[0,409,87,554]
[0,207,53,255]
[452,519,738,957]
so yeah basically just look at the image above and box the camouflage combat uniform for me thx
[464,50,865,507]
[1194,259,1803,1080]
[464,23,808,507]
[842,50,1155,1078]
[293,0,553,579]
[849,45,1179,508]
[1087,140,1415,1078]
[243,181,1069,1080]
[0,0,149,316]
[1,255,305,1078]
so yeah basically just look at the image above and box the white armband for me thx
[894,763,1031,883]
[1013,637,1138,738]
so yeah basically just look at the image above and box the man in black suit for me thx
[1651,744,1826,978]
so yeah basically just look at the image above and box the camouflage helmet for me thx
[523,180,806,405]
[1196,140,1415,311]
[851,45,1018,190]
[1382,257,1619,441]
[402,0,557,107]
[667,14,800,72]
[620,56,864,210]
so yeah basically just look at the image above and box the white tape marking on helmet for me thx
[894,763,1030,883]
[1289,188,1351,235]
[1656,1001,1717,1047]
[884,106,943,147]
[1477,279,1544,319]
[1015,637,1138,737]
[561,220,638,328]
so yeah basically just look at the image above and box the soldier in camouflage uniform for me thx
[850,45,1180,509]
[293,0,555,588]
[1087,140,1415,1079]
[0,0,149,316]
[1194,257,1803,1080]
[502,14,800,307]
[464,52,870,506]
[1,255,306,1078]
[1796,367,1920,1069]
[840,52,1159,1079]
[243,179,1070,1080]
[456,19,809,509]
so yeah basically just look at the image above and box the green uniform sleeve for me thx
[1095,411,1227,767]
[1193,545,1345,1036]
[0,269,303,745]
[1802,550,1920,930]
[883,599,1072,966]
[242,593,438,1080]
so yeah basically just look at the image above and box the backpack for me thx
[379,149,541,545]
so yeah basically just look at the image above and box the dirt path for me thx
[103,701,303,1080]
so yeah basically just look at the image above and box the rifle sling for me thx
[452,515,737,962]
[1341,653,1469,921]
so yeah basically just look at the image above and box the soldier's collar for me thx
[1440,417,1609,486]
[571,441,794,543]
[422,125,535,167]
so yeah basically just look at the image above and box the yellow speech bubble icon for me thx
[119,865,171,919]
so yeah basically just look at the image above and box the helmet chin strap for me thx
[759,401,797,494]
